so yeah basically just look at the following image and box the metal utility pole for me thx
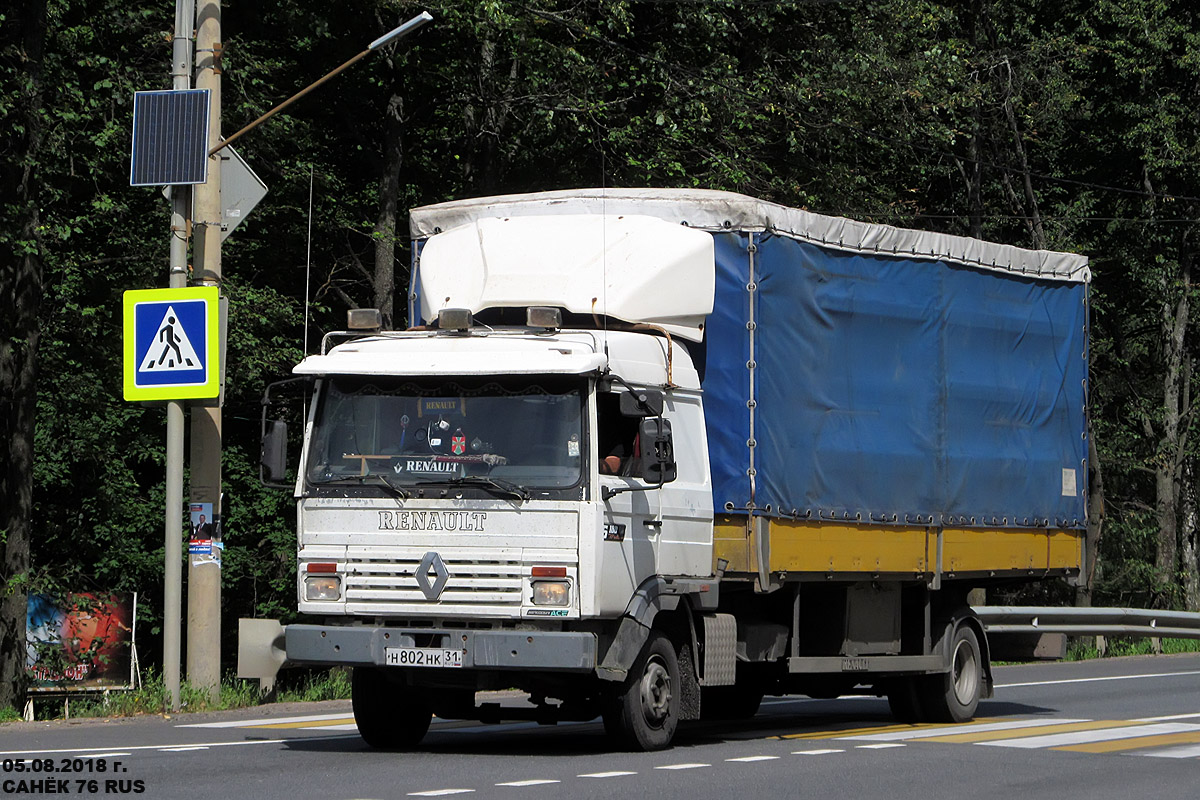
[188,0,223,701]
[163,0,196,714]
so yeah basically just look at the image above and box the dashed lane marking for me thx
[855,743,906,749]
[578,771,637,778]
[792,749,844,755]
[725,755,780,762]
[408,791,475,797]
[655,763,710,770]
[495,779,561,786]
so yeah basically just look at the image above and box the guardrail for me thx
[975,605,1200,640]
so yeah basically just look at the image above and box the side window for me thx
[596,392,641,476]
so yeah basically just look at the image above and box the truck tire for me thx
[920,624,982,723]
[352,667,432,749]
[603,630,680,751]
[884,678,925,723]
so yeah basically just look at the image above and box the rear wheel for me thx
[352,667,432,749]
[884,677,925,723]
[603,631,680,751]
[920,624,982,723]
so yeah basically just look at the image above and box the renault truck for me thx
[251,188,1090,751]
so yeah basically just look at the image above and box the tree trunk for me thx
[373,88,404,328]
[1154,246,1189,598]
[0,0,47,713]
[1079,424,1105,608]
[1181,457,1200,611]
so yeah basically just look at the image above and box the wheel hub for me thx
[639,656,672,728]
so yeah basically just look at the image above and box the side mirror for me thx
[259,375,310,489]
[619,389,664,418]
[638,417,677,484]
[261,420,288,485]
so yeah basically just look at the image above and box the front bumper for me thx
[285,624,597,673]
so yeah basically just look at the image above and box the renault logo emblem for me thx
[415,551,450,601]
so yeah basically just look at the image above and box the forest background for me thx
[3,0,1200,713]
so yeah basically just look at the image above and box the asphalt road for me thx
[2,653,1198,800]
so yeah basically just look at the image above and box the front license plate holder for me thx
[385,646,463,668]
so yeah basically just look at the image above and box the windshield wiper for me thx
[416,475,531,502]
[309,472,409,499]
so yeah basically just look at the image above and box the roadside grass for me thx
[1065,636,1200,661]
[20,667,352,722]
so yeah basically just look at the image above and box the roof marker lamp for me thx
[347,308,382,331]
[438,308,473,332]
[527,306,562,331]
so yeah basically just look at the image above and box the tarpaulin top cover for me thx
[411,189,1090,530]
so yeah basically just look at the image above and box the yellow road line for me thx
[914,719,1129,744]
[1055,730,1200,754]
[251,718,356,729]
[777,718,1001,740]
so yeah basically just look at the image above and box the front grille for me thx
[343,552,524,615]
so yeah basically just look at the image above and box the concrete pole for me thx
[188,0,222,702]
[163,0,196,714]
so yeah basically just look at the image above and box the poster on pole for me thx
[26,592,136,691]
[189,501,223,567]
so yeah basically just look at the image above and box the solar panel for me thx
[129,89,211,187]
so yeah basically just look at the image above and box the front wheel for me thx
[920,624,983,723]
[603,631,680,751]
[352,667,432,749]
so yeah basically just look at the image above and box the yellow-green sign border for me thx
[123,286,220,401]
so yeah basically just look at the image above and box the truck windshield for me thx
[305,376,585,491]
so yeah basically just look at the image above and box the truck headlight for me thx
[531,580,570,607]
[305,575,341,601]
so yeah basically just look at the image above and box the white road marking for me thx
[1134,712,1200,723]
[839,718,1086,742]
[301,724,359,731]
[160,747,210,753]
[1133,742,1200,759]
[856,743,906,749]
[495,779,561,786]
[578,771,637,778]
[655,763,710,770]
[408,791,475,797]
[178,712,354,728]
[725,755,780,762]
[996,670,1200,689]
[0,735,358,758]
[976,722,1200,749]
[792,749,844,755]
[76,752,132,758]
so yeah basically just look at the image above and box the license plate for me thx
[385,647,463,668]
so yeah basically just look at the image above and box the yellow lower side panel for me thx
[713,517,1083,577]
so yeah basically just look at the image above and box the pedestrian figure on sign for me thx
[157,314,193,367]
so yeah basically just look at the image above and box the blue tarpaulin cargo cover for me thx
[702,230,1088,530]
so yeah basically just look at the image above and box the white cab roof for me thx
[293,330,698,390]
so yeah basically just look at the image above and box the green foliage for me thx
[10,0,1200,699]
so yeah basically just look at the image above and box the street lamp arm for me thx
[370,11,433,50]
[210,11,434,157]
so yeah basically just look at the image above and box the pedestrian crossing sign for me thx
[123,286,220,401]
